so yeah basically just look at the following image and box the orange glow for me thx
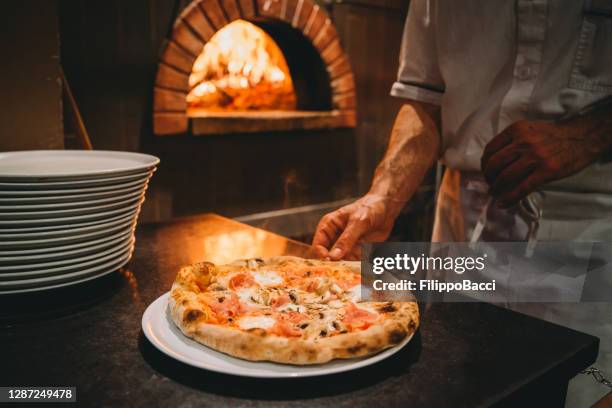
[187,19,297,111]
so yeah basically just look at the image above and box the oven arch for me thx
[153,0,356,135]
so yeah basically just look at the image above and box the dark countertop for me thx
[0,214,599,407]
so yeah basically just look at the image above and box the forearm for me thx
[482,96,612,206]
[563,98,612,158]
[368,101,441,217]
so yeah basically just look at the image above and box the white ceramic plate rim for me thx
[0,195,143,220]
[0,230,133,263]
[0,255,130,294]
[0,187,146,210]
[0,226,134,257]
[0,246,133,287]
[142,292,413,378]
[0,201,141,227]
[0,150,159,180]
[0,218,135,249]
[0,176,149,197]
[0,169,154,190]
[0,237,134,273]
[0,208,137,234]
[0,211,135,240]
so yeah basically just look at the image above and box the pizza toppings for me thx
[271,292,290,308]
[169,256,419,365]
[252,270,283,287]
[269,320,302,337]
[229,273,255,290]
[174,257,410,340]
[237,315,276,330]
[342,303,379,330]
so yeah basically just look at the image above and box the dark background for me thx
[1,0,434,240]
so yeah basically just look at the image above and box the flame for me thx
[187,19,297,111]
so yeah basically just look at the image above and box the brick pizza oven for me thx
[153,0,356,135]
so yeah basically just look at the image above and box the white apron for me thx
[432,167,612,406]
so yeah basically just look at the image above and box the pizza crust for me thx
[168,256,419,365]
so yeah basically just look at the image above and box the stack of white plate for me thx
[0,150,159,294]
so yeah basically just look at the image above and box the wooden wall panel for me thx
[331,0,408,193]
[0,0,63,151]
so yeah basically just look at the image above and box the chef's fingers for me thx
[497,171,544,208]
[312,210,349,255]
[481,146,521,186]
[329,216,369,260]
[481,130,514,168]
[313,244,330,259]
[489,159,537,197]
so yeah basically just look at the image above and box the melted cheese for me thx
[237,315,276,330]
[237,287,260,306]
[277,303,306,313]
[252,270,283,287]
[346,285,361,302]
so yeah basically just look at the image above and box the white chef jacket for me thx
[391,0,612,405]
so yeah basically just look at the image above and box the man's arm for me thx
[482,99,612,207]
[312,101,441,260]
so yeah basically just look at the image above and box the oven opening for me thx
[153,0,356,136]
[186,19,297,112]
[186,19,337,135]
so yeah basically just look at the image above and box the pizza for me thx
[168,256,419,365]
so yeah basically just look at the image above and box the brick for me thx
[153,112,189,135]
[155,63,190,92]
[153,87,188,112]
[282,0,298,23]
[238,0,256,18]
[327,55,352,79]
[304,5,326,41]
[339,109,357,127]
[332,92,356,109]
[181,3,216,41]
[331,72,355,95]
[171,22,205,57]
[312,18,338,52]
[320,39,343,66]
[220,0,241,21]
[292,0,313,30]
[257,0,283,19]
[160,41,197,74]
[201,0,229,30]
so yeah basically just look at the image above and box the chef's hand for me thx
[481,119,610,207]
[312,194,398,261]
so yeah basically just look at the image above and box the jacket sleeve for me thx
[390,0,445,105]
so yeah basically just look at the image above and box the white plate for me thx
[0,195,143,220]
[0,253,131,294]
[0,230,133,264]
[0,176,149,197]
[0,246,133,288]
[0,226,133,257]
[0,201,141,227]
[0,237,134,274]
[0,150,159,181]
[0,218,135,250]
[0,208,137,235]
[0,189,145,213]
[0,183,148,207]
[0,189,146,214]
[0,170,154,190]
[142,293,414,378]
